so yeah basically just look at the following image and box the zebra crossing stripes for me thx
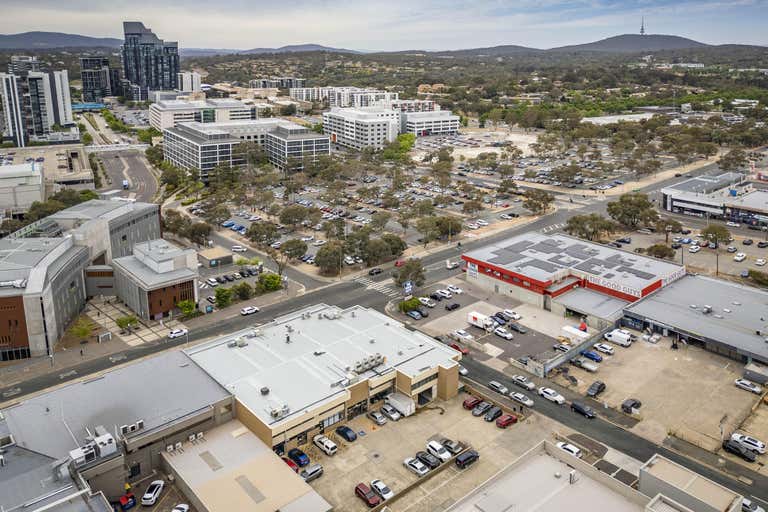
[354,277,401,298]
[541,223,565,234]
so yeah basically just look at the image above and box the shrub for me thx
[398,297,421,313]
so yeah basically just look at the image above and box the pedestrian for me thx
[80,349,84,357]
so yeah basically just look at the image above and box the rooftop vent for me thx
[260,387,269,395]
[689,304,697,309]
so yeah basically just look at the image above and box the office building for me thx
[250,77,306,89]
[1,199,160,361]
[0,73,24,146]
[323,107,400,150]
[149,98,257,130]
[112,239,198,320]
[178,71,202,92]
[121,21,179,100]
[402,110,460,136]
[163,120,329,179]
[8,55,40,75]
[0,162,44,215]
[289,86,398,107]
[186,304,461,453]
[377,98,440,112]
[80,57,121,102]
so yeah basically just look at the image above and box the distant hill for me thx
[0,31,122,49]
[180,48,243,57]
[548,34,709,53]
[430,44,540,57]
[242,44,360,55]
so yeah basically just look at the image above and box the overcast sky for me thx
[2,0,766,50]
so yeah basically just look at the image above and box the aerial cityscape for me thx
[1,5,768,512]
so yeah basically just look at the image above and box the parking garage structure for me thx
[461,233,686,328]
[186,304,462,455]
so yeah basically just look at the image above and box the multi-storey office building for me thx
[149,98,258,130]
[322,107,400,150]
[265,124,331,171]
[178,71,202,92]
[0,73,24,146]
[250,77,306,89]
[402,110,460,136]
[8,55,40,75]
[289,86,398,107]
[121,21,179,100]
[80,57,121,102]
[378,98,439,112]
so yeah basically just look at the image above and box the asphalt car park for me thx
[133,479,195,512]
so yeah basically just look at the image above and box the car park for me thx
[722,439,757,462]
[511,375,535,391]
[370,479,395,501]
[355,482,382,508]
[168,328,188,339]
[472,401,492,416]
[538,387,565,404]
[592,343,614,355]
[463,396,482,410]
[731,433,766,454]
[570,401,596,418]
[287,448,310,467]
[141,480,165,505]
[556,442,582,458]
[336,425,357,442]
[380,404,401,421]
[300,463,324,482]
[445,302,460,311]
[493,327,514,340]
[734,252,747,262]
[240,306,259,315]
[735,378,763,394]
[416,451,442,469]
[313,434,338,456]
[587,380,606,398]
[447,284,463,294]
[488,380,509,395]
[507,322,527,334]
[510,392,534,407]
[580,350,603,362]
[456,449,480,469]
[426,440,452,462]
[419,297,437,308]
[404,457,430,476]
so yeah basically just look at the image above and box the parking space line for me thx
[400,465,464,512]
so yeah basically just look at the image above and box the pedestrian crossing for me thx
[541,223,565,234]
[199,282,210,289]
[354,277,402,298]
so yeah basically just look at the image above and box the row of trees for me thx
[0,189,99,236]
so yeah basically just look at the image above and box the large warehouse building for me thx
[462,233,685,328]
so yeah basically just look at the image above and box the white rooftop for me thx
[186,304,459,427]
[155,98,247,110]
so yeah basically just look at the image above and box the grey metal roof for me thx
[664,172,744,194]
[112,255,196,289]
[724,189,768,214]
[0,237,83,296]
[1,351,230,460]
[553,287,629,321]
[464,233,683,293]
[624,275,768,362]
[186,304,459,428]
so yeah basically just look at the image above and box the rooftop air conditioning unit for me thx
[166,445,174,453]
[236,339,248,347]
[188,434,196,443]
[260,387,270,395]
[227,340,237,348]
[196,432,204,440]
[174,442,182,450]
[136,420,144,430]
[120,425,129,435]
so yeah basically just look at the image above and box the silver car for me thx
[511,374,535,391]
[380,404,401,421]
[510,392,534,407]
[367,410,387,425]
[403,457,429,476]
[735,378,763,395]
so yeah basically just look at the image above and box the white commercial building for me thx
[0,162,43,215]
[402,110,460,136]
[290,86,398,107]
[323,107,400,150]
[177,71,202,92]
[149,98,257,130]
[376,98,440,112]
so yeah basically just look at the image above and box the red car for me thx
[395,259,405,267]
[282,457,299,473]
[496,414,518,428]
[462,396,482,410]
[450,343,470,355]
[355,483,382,508]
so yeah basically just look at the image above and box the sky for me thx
[1,0,766,51]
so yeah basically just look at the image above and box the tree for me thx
[247,222,280,246]
[115,315,139,332]
[646,244,676,259]
[363,238,392,266]
[160,165,184,189]
[497,179,518,194]
[177,299,197,317]
[396,210,412,235]
[523,189,555,215]
[370,211,392,231]
[233,282,253,300]
[462,200,482,214]
[186,222,212,247]
[315,241,344,275]
[280,103,297,116]
[655,218,683,242]
[700,225,731,245]
[718,148,747,172]
[606,193,658,228]
[564,214,618,241]
[258,273,282,292]
[435,216,463,239]
[413,199,435,217]
[381,233,407,257]
[279,205,308,231]
[280,239,308,260]
[69,317,94,343]
[214,287,233,309]
[393,259,425,288]
[416,217,440,247]
[204,204,231,227]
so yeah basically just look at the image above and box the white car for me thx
[141,480,165,506]
[426,440,451,462]
[313,239,327,246]
[731,433,766,454]
[403,457,429,476]
[172,505,190,512]
[436,289,453,299]
[726,221,741,227]
[466,223,479,230]
[231,245,247,253]
[270,241,282,249]
[756,258,766,266]
[556,442,582,458]
[240,306,259,315]
[453,329,474,342]
[538,387,565,405]
[743,498,766,512]
[446,284,463,294]
[510,392,534,407]
[168,328,188,339]
[475,219,489,226]
[734,378,763,394]
[511,374,535,391]
[734,252,747,262]
[503,309,522,320]
[380,404,401,421]
[493,327,513,340]
[593,343,615,355]
[458,365,468,376]
[300,235,314,242]
[688,245,701,253]
[370,479,395,500]
[205,277,219,287]
[419,297,437,308]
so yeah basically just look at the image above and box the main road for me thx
[97,149,158,203]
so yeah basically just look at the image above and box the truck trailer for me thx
[386,392,415,417]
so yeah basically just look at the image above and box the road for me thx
[98,150,158,202]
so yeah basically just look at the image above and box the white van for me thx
[604,329,632,347]
[313,434,338,456]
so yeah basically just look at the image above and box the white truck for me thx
[467,311,496,330]
[386,392,415,418]
[604,329,632,347]
[446,259,460,270]
[562,325,590,342]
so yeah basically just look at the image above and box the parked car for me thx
[355,483,382,508]
[380,404,401,421]
[168,328,188,339]
[282,457,299,473]
[502,309,522,320]
[621,398,642,413]
[472,401,492,416]
[404,457,430,476]
[287,448,310,467]
[419,297,437,308]
[592,343,614,355]
[731,433,766,454]
[580,350,603,362]
[742,498,767,512]
[240,306,259,315]
[488,380,509,395]
[734,252,747,262]
[300,463,324,482]
[368,268,383,275]
[484,406,503,422]
[538,387,565,404]
[206,277,219,287]
[511,374,535,391]
[510,392,534,407]
[445,302,460,311]
[440,438,464,455]
[552,343,570,353]
[416,451,442,469]
[493,327,513,340]
[455,449,480,469]
[436,289,453,299]
[335,425,357,442]
[743,239,754,246]
[458,365,468,376]
[689,245,701,253]
[556,442,583,458]
[586,381,606,398]
[722,439,757,462]
[171,505,189,512]
[141,480,165,506]
[452,329,474,341]
[406,310,422,320]
[313,434,338,456]
[571,401,596,419]
[507,322,528,334]
[450,343,470,356]
[367,410,387,425]
[370,479,395,501]
[490,314,507,325]
[756,258,766,266]
[429,292,444,302]
[463,396,482,410]
[496,413,518,428]
[426,440,451,462]
[735,378,763,394]
[446,284,463,294]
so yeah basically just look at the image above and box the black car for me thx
[571,401,596,419]
[507,323,528,334]
[587,381,606,398]
[722,439,757,462]
[368,268,382,276]
[681,229,692,235]
[671,243,682,249]
[445,303,460,311]
[471,401,492,417]
[609,242,623,248]
[484,406,503,422]
[621,398,642,413]
[743,239,754,245]
[223,274,235,282]
[215,276,227,284]
[429,293,444,301]
[417,307,429,318]
[758,241,768,248]
[416,451,442,469]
